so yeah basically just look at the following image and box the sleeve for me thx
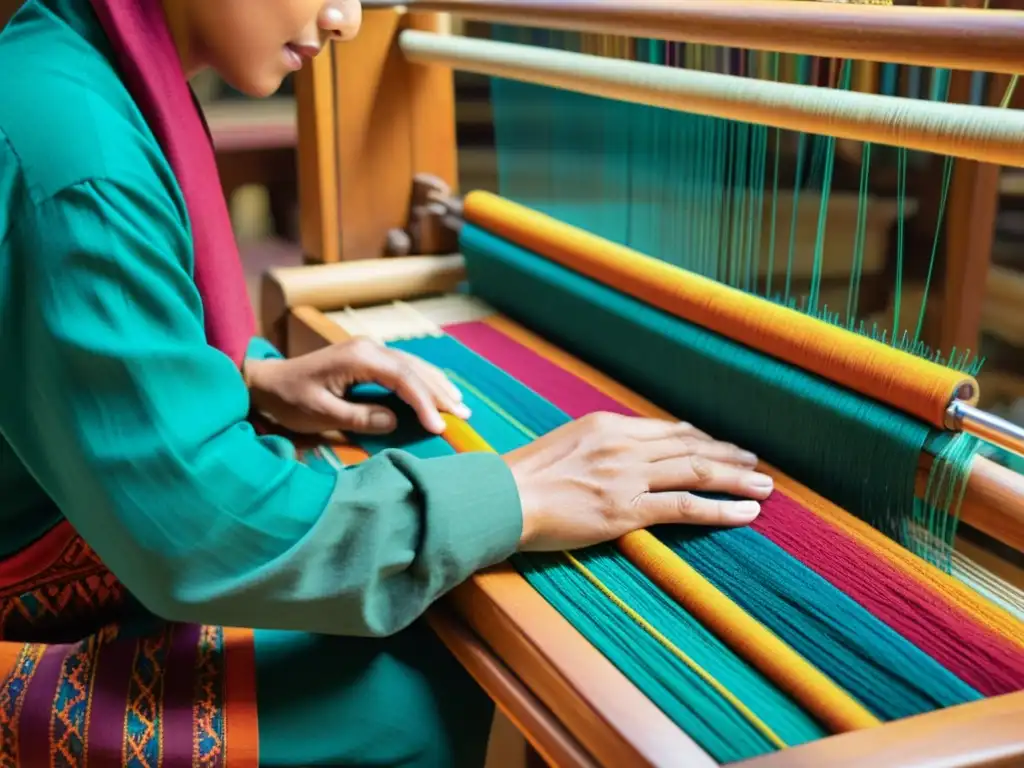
[6,176,523,637]
[245,335,285,363]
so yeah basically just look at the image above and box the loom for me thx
[262,1,1024,764]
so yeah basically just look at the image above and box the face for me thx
[184,0,362,97]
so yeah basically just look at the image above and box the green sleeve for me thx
[3,176,522,637]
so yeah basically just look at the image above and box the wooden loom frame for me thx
[269,4,1024,765]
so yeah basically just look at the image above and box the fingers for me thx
[639,491,763,527]
[313,391,398,434]
[646,455,773,498]
[394,351,472,421]
[339,341,469,434]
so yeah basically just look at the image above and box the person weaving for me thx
[0,0,772,764]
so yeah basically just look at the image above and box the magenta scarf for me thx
[87,0,256,366]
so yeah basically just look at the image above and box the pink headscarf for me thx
[87,0,257,366]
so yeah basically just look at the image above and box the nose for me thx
[320,0,363,42]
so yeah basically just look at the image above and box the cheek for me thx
[201,11,291,93]
[194,1,317,96]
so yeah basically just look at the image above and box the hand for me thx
[245,338,471,435]
[504,412,772,551]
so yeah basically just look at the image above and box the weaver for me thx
[264,0,1024,765]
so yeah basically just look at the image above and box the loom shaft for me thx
[399,31,1024,168]
[362,0,1024,75]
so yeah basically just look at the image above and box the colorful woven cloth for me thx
[0,522,257,768]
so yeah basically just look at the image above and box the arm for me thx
[4,176,522,636]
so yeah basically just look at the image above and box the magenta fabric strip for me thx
[162,623,205,768]
[82,630,139,762]
[444,321,633,418]
[750,494,1024,696]
[441,320,1024,696]
[16,644,67,767]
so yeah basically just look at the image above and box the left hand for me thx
[245,338,471,435]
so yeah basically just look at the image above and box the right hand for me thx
[504,412,773,552]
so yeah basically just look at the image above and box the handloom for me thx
[266,1,1024,765]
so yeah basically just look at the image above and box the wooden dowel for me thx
[917,454,1024,555]
[376,0,1024,75]
[399,31,1024,168]
[260,254,466,348]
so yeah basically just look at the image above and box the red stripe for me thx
[0,522,78,589]
[751,494,1024,696]
[445,321,634,418]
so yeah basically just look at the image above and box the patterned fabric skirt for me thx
[0,521,257,767]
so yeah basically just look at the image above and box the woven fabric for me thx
[0,523,256,768]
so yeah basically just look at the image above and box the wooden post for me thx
[296,9,458,263]
[910,0,1002,361]
[295,46,340,264]
[936,71,1004,360]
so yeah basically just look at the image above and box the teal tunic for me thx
[0,1,522,763]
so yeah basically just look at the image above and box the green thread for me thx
[487,26,979,375]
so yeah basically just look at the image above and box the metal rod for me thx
[364,0,1024,75]
[398,31,1024,168]
[946,400,1024,459]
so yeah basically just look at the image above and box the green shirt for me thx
[0,0,522,637]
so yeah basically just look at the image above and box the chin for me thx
[215,63,287,99]
[244,76,287,99]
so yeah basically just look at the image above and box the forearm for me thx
[19,407,521,636]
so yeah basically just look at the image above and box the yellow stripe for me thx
[563,551,788,749]
[440,413,790,749]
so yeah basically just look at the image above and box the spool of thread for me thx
[463,190,976,429]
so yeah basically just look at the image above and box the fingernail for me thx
[454,404,472,419]
[730,501,761,521]
[740,450,758,464]
[369,411,395,430]
[748,473,773,492]
[429,415,447,433]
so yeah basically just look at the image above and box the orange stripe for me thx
[478,313,1024,649]
[464,190,975,428]
[332,443,371,465]
[0,642,23,684]
[222,627,259,768]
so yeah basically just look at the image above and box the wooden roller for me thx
[260,254,466,350]
[364,0,1024,75]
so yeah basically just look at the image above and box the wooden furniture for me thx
[271,3,1024,765]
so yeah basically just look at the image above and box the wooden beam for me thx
[314,9,458,262]
[295,46,340,264]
